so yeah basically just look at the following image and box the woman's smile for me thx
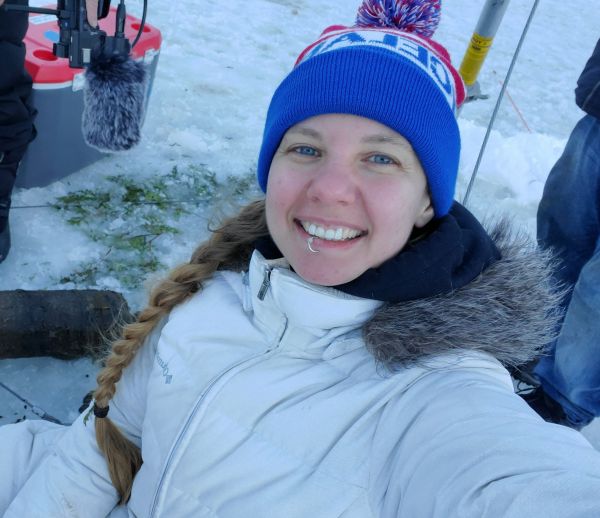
[298,219,366,241]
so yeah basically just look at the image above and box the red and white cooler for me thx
[17,6,162,188]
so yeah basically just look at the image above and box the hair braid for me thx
[92,200,268,504]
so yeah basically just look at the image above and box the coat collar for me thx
[251,207,560,369]
[247,251,381,358]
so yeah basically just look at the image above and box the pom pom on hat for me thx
[356,0,441,37]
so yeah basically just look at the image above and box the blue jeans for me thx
[534,114,600,428]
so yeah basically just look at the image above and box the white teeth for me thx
[300,221,363,241]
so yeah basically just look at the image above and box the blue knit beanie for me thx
[257,0,465,217]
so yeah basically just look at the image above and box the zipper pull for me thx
[257,268,271,301]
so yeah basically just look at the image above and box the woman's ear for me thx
[414,199,435,228]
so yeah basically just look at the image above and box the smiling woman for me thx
[2,0,600,517]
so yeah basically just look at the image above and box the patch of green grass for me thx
[53,164,258,289]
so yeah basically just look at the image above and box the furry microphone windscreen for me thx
[82,57,148,152]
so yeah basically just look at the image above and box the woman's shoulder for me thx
[168,269,247,318]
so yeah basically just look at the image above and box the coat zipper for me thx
[257,267,271,301]
[149,266,288,516]
[148,353,267,516]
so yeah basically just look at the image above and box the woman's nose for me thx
[305,158,357,205]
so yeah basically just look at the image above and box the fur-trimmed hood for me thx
[364,219,563,369]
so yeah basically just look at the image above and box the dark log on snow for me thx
[0,290,133,360]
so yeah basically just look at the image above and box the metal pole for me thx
[0,380,65,425]
[459,0,511,100]
[462,0,541,207]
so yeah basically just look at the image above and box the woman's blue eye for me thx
[368,154,395,165]
[293,146,319,157]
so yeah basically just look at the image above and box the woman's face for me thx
[265,114,434,286]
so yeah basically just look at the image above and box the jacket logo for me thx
[155,352,173,384]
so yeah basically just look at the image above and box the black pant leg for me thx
[0,0,36,200]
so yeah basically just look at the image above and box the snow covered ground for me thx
[1,0,600,449]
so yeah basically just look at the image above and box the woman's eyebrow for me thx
[284,127,323,140]
[362,135,411,148]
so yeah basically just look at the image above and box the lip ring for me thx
[307,237,319,253]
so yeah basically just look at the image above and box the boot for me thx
[0,198,10,264]
[0,154,19,264]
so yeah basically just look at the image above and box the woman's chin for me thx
[291,259,362,287]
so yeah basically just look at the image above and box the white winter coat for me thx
[1,251,600,517]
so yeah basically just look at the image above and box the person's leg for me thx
[0,0,36,262]
[536,114,600,301]
[533,114,600,428]
[535,238,600,428]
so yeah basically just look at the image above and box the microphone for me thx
[82,0,148,152]
[82,54,148,152]
[2,0,149,152]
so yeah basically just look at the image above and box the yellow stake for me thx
[459,34,494,86]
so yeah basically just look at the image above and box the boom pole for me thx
[459,0,511,101]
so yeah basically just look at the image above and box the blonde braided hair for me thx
[92,200,268,504]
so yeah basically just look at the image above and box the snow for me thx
[0,357,97,425]
[1,0,600,450]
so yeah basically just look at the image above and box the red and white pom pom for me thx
[356,0,441,38]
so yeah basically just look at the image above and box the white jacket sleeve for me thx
[1,319,166,518]
[373,360,600,518]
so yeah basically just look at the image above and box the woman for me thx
[2,1,600,516]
